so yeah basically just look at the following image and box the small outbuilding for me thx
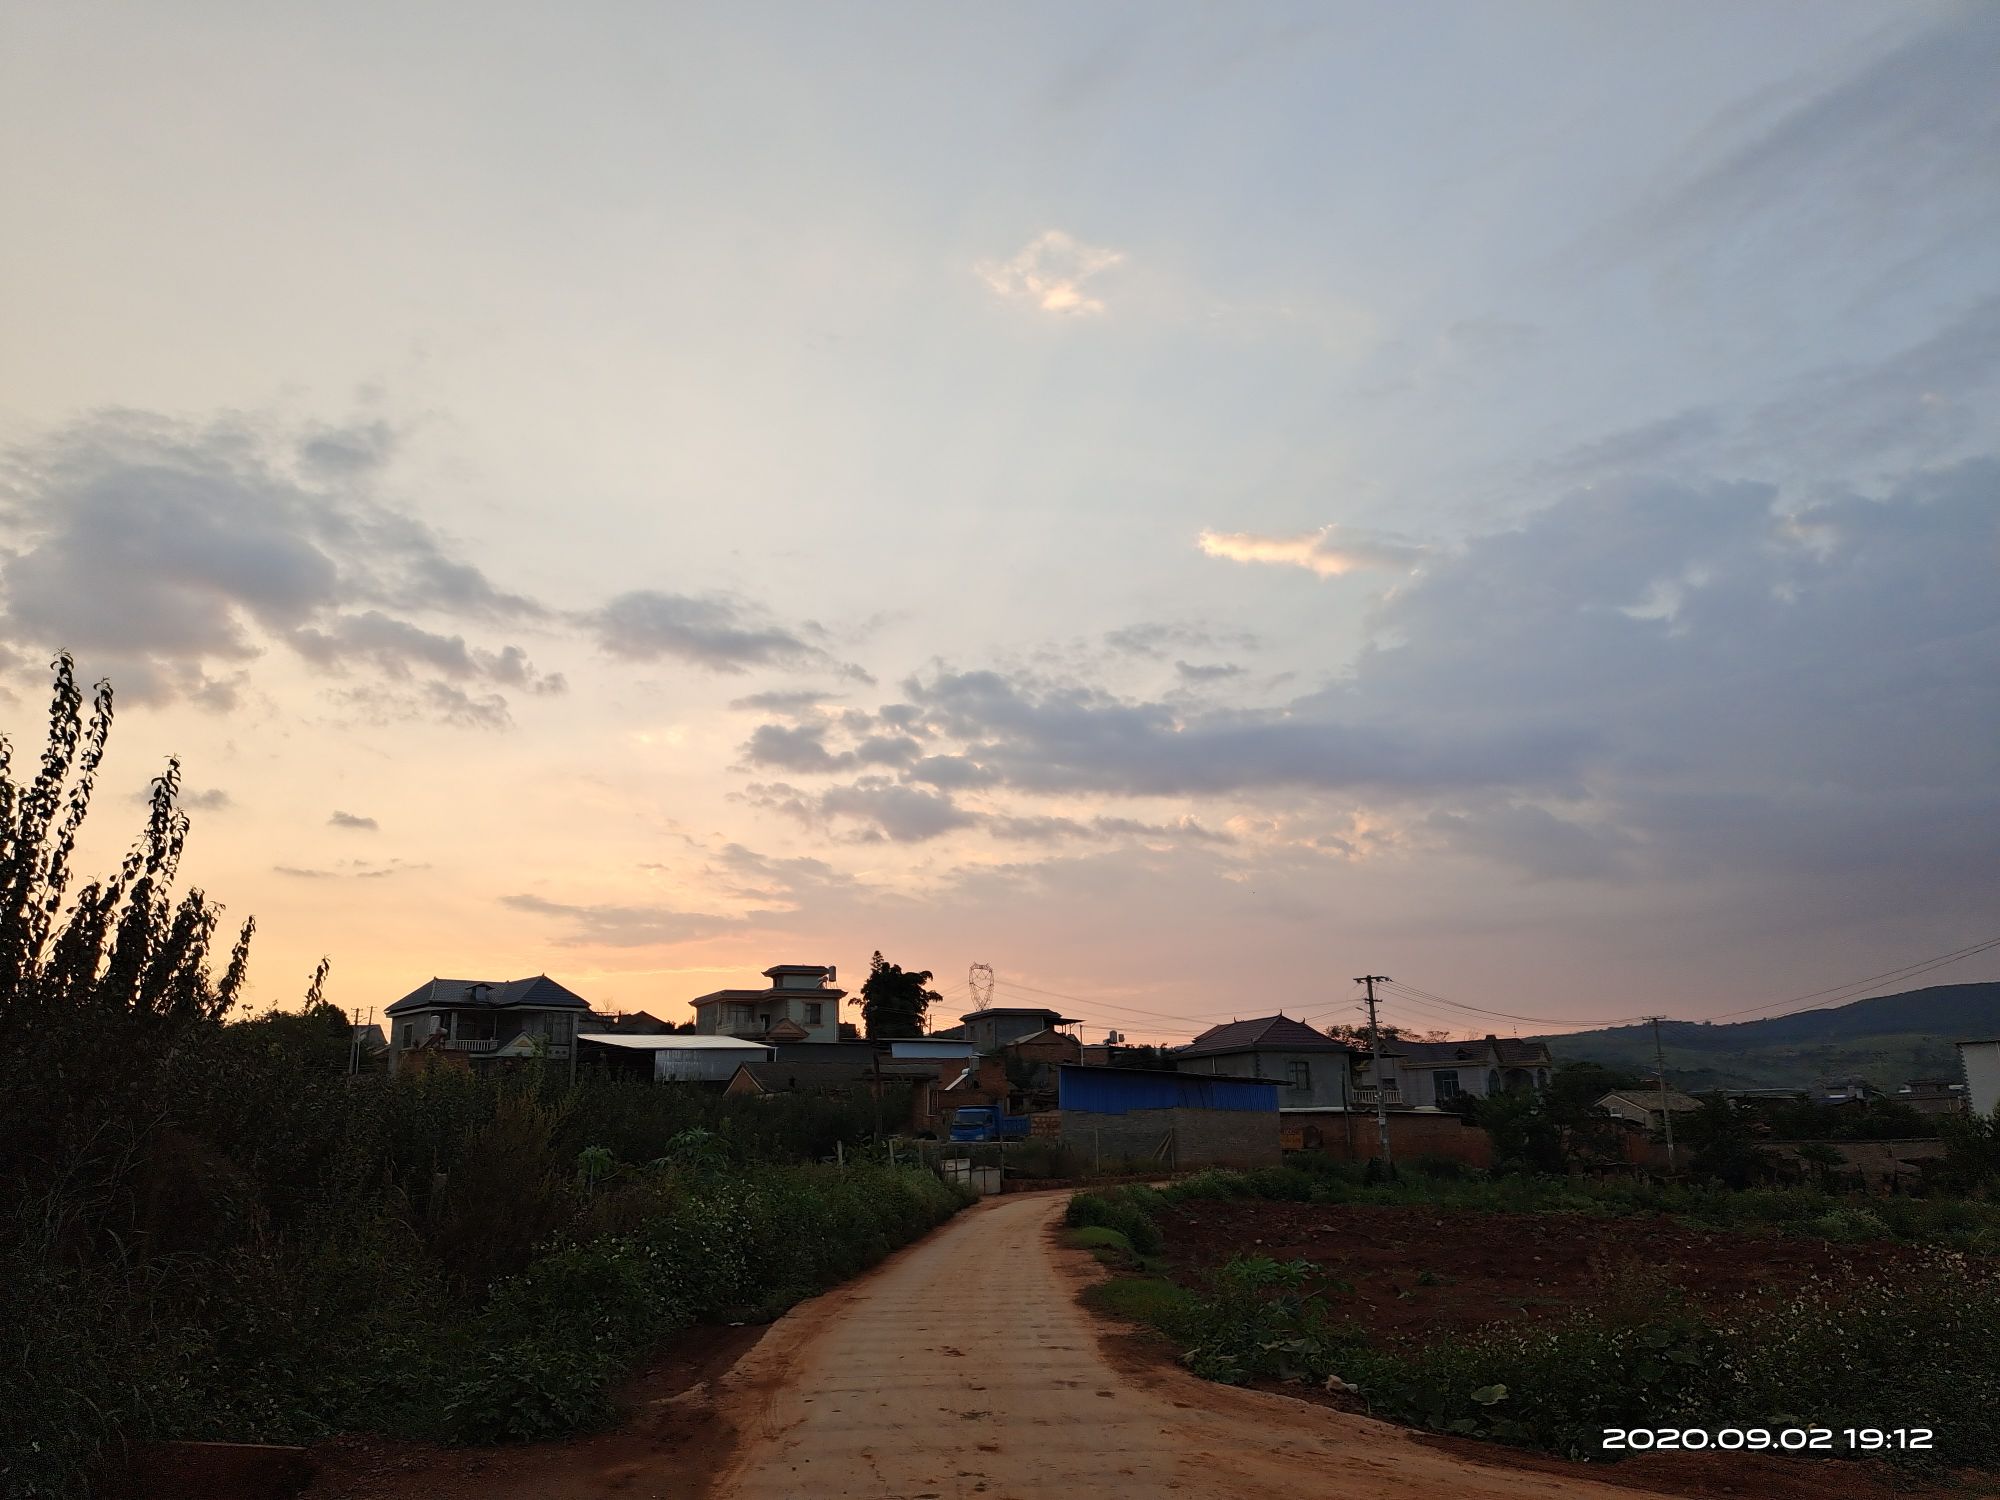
[1057,1063,1280,1170]
[577,1032,773,1083]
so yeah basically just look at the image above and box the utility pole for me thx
[1355,975,1393,1175]
[1649,1016,1677,1174]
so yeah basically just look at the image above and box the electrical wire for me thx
[1689,934,2000,1023]
[1380,978,1644,1029]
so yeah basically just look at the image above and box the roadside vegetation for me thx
[0,659,970,1499]
[1070,1160,2000,1472]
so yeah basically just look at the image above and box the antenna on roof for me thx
[968,961,994,1011]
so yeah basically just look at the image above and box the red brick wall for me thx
[1287,1110,1494,1169]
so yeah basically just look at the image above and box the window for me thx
[726,1004,754,1030]
[805,1002,823,1026]
[1288,1060,1312,1092]
[1487,1069,1502,1094]
[1435,1070,1460,1102]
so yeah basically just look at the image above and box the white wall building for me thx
[1957,1038,2000,1119]
[690,963,845,1044]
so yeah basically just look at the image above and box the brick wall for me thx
[1287,1109,1493,1169]
[1060,1107,1280,1170]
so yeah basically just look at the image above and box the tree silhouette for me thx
[859,950,940,1039]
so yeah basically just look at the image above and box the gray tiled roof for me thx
[1383,1035,1552,1066]
[385,975,592,1017]
[1180,1015,1352,1058]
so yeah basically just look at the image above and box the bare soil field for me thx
[1154,1199,1924,1337]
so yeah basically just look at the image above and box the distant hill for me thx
[1534,982,2000,1093]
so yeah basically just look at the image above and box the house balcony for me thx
[441,1037,499,1052]
[1352,1087,1404,1108]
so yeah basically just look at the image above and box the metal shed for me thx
[1057,1064,1281,1170]
[576,1032,773,1083]
[1058,1064,1278,1114]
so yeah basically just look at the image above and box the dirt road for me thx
[708,1190,1663,1500]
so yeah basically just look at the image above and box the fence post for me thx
[836,1139,844,1169]
[889,1138,898,1170]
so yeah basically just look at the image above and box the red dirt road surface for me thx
[706,1190,1660,1500]
[307,1192,1961,1500]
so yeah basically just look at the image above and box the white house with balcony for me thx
[690,963,844,1044]
[385,975,593,1073]
[1354,1034,1554,1109]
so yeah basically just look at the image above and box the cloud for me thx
[135,783,231,811]
[729,688,841,714]
[1174,660,1245,683]
[743,776,978,844]
[328,810,378,831]
[0,409,557,723]
[499,892,731,947]
[290,610,564,693]
[1104,621,1261,659]
[990,813,1235,846]
[1197,524,1426,578]
[587,590,867,679]
[1616,11,2000,257]
[977,230,1126,316]
[1550,298,2000,484]
[727,458,2000,910]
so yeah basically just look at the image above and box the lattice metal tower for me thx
[967,961,995,1011]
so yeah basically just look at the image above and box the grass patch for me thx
[1083,1274,1199,1332]
[1064,1225,1138,1267]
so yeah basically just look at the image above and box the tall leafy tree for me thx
[0,654,254,1198]
[859,950,940,1039]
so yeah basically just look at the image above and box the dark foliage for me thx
[858,949,940,1039]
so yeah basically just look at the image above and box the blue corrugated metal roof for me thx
[1059,1064,1277,1115]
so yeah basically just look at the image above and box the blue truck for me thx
[948,1104,1030,1143]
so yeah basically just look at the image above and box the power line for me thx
[1690,934,2000,1023]
[1380,978,1645,1029]
[989,977,1271,1030]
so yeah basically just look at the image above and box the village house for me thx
[385,975,593,1074]
[1897,1078,1968,1116]
[691,963,845,1045]
[1354,1034,1553,1109]
[1597,1088,1701,1131]
[1173,1014,1353,1109]
[935,1028,1083,1129]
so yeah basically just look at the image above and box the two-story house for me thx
[385,975,593,1074]
[690,963,844,1044]
[1174,1014,1352,1110]
[1357,1034,1553,1108]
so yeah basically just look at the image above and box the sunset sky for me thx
[2,2,1996,1041]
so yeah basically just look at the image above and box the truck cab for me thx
[948,1104,1029,1142]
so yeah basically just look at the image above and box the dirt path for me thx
[707,1189,1666,1500]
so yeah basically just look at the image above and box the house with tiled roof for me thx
[1174,1014,1354,1109]
[385,975,593,1074]
[691,963,846,1045]
[1355,1033,1553,1109]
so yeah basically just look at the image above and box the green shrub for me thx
[1066,1225,1138,1266]
[1162,1168,1249,1202]
[1064,1186,1164,1255]
[444,1338,619,1443]
[1242,1166,1316,1201]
